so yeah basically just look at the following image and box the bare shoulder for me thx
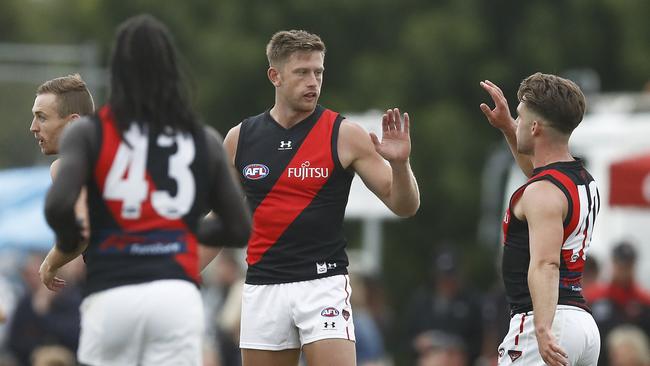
[339,118,370,140]
[50,159,61,180]
[223,123,242,163]
[223,123,241,144]
[338,119,375,168]
[338,119,374,152]
[522,180,567,215]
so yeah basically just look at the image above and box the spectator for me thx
[404,248,483,364]
[30,345,75,366]
[361,275,392,344]
[350,274,387,366]
[586,241,650,365]
[0,352,17,366]
[476,280,509,366]
[606,324,650,366]
[201,249,245,366]
[414,330,468,366]
[582,255,601,292]
[6,254,82,366]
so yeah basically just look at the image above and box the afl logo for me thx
[243,164,269,180]
[321,307,339,317]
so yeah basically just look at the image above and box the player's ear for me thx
[268,66,281,87]
[531,120,542,136]
[66,113,81,124]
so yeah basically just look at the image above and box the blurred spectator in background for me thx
[0,262,19,347]
[413,330,468,366]
[606,324,650,366]
[0,254,20,366]
[350,274,387,366]
[201,249,245,366]
[582,255,601,293]
[0,355,17,366]
[404,248,483,364]
[360,275,392,345]
[6,253,83,366]
[30,345,76,366]
[586,241,650,366]
[476,276,509,366]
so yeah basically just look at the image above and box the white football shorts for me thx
[498,305,600,366]
[240,274,355,350]
[77,279,204,366]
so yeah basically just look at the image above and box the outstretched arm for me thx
[480,80,534,177]
[341,108,419,217]
[522,181,569,366]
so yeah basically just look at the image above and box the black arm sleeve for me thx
[199,126,252,247]
[44,118,94,253]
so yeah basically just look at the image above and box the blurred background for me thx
[1,0,649,365]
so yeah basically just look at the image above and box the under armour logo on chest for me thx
[278,140,292,150]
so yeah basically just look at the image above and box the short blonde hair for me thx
[266,30,325,67]
[36,73,95,117]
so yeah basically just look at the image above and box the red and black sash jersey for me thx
[502,159,600,314]
[83,105,210,296]
[235,105,354,285]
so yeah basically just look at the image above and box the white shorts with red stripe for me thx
[240,274,355,350]
[497,305,600,366]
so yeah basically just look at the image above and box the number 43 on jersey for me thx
[103,124,196,220]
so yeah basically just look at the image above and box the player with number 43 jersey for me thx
[45,15,251,366]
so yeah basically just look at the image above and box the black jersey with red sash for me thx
[502,160,600,314]
[83,105,210,296]
[236,105,354,285]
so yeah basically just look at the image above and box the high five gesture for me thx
[370,108,411,164]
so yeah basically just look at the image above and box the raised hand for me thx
[370,108,411,164]
[480,80,516,130]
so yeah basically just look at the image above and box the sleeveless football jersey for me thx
[236,105,354,285]
[502,160,600,314]
[84,105,210,296]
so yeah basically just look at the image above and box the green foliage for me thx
[1,1,649,363]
